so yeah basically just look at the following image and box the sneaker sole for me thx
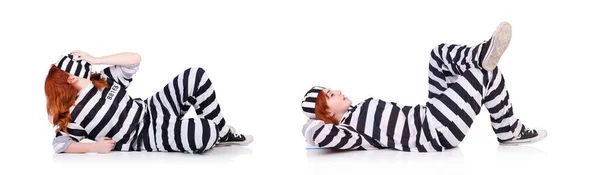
[500,130,547,146]
[483,21,512,71]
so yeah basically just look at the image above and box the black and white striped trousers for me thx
[137,67,231,153]
[426,42,523,149]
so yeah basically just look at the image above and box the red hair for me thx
[315,90,339,125]
[44,65,108,134]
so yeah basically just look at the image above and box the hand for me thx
[71,50,98,64]
[93,137,116,153]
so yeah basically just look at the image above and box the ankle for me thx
[478,39,492,65]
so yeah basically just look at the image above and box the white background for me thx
[1,0,598,174]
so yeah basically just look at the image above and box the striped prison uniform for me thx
[52,65,231,154]
[302,42,523,152]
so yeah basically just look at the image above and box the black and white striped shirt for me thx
[53,64,146,153]
[302,97,445,152]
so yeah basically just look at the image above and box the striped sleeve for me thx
[302,120,377,150]
[52,123,88,153]
[100,64,139,88]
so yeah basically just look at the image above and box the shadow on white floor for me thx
[51,145,253,165]
[51,143,549,170]
[305,144,548,164]
[306,147,464,162]
[496,145,548,155]
[495,145,549,163]
[302,145,550,174]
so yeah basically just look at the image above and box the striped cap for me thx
[301,86,326,119]
[54,54,92,79]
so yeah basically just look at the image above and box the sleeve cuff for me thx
[52,135,74,153]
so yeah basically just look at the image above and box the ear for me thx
[47,115,54,125]
[67,76,78,84]
[327,111,335,117]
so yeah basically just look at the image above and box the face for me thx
[323,88,352,116]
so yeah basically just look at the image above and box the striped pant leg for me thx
[425,67,490,149]
[482,68,523,143]
[426,67,523,148]
[141,67,224,153]
[428,42,490,99]
[428,43,523,144]
[183,67,231,138]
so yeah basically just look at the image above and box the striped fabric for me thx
[54,54,92,79]
[302,41,523,152]
[52,66,230,154]
[53,64,145,152]
[137,67,230,153]
[301,86,325,119]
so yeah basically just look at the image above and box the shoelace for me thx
[229,127,241,138]
[516,128,535,139]
[524,128,535,134]
[228,129,242,138]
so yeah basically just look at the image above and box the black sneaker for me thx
[501,126,547,145]
[217,126,253,146]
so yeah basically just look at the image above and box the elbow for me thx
[52,136,73,154]
[132,52,142,65]
[53,145,68,154]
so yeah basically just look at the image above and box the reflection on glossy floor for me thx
[45,128,596,175]
[51,145,254,165]
[47,143,564,175]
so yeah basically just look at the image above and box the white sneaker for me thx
[482,21,512,71]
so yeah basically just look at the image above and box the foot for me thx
[217,126,253,146]
[482,21,512,71]
[500,127,547,145]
